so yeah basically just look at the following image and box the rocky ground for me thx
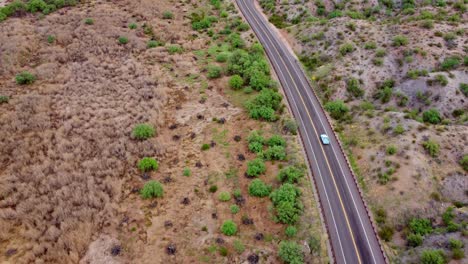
[258,0,467,262]
[0,0,328,263]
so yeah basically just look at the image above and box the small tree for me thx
[246,158,266,177]
[229,75,244,89]
[138,157,159,172]
[278,241,304,264]
[132,124,155,140]
[140,180,164,199]
[248,179,272,197]
[221,220,237,236]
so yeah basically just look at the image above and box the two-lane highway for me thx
[235,1,387,263]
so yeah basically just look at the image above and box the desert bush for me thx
[140,180,164,199]
[228,75,244,90]
[219,191,231,202]
[220,220,237,236]
[15,71,36,85]
[138,157,159,172]
[0,95,9,104]
[230,205,240,214]
[267,135,286,147]
[183,167,191,177]
[339,43,354,55]
[47,35,55,43]
[228,33,245,48]
[270,183,302,224]
[364,42,377,49]
[378,225,394,241]
[285,226,297,237]
[278,166,304,184]
[460,155,468,171]
[278,241,304,264]
[324,100,349,120]
[233,240,245,253]
[128,22,137,29]
[262,145,286,161]
[452,248,464,260]
[394,125,405,135]
[216,52,230,63]
[191,12,216,31]
[347,78,364,98]
[201,143,210,150]
[420,250,445,264]
[423,140,440,157]
[420,20,434,29]
[407,233,423,247]
[433,74,448,86]
[422,109,441,124]
[248,179,272,197]
[393,35,408,46]
[207,65,222,79]
[440,56,460,71]
[376,48,386,57]
[132,124,155,140]
[84,18,94,24]
[283,118,298,135]
[409,218,433,236]
[460,83,468,97]
[209,185,218,193]
[269,14,287,28]
[246,158,266,177]
[246,88,282,121]
[118,36,128,45]
[163,11,173,19]
[167,45,183,54]
[386,145,397,155]
[147,40,162,48]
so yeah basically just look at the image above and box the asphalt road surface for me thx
[235,1,387,263]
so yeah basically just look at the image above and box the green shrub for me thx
[393,35,409,46]
[228,75,244,90]
[209,185,218,193]
[207,65,222,79]
[422,109,441,124]
[434,74,448,86]
[364,42,377,49]
[220,220,237,236]
[262,145,286,161]
[347,78,364,98]
[248,142,263,153]
[452,248,464,260]
[132,124,155,140]
[267,135,286,147]
[216,52,230,63]
[201,143,210,151]
[283,118,298,135]
[162,11,173,19]
[449,238,463,250]
[246,158,266,177]
[420,250,445,264]
[246,89,282,121]
[386,145,397,155]
[339,43,354,55]
[423,140,440,157]
[233,240,245,253]
[84,18,94,25]
[47,35,55,44]
[167,45,183,54]
[278,241,304,264]
[376,48,386,57]
[407,233,423,247]
[460,154,468,171]
[0,96,9,104]
[138,157,159,172]
[378,225,394,241]
[147,40,162,48]
[420,20,434,29]
[183,167,191,177]
[270,183,302,224]
[324,100,349,120]
[140,180,164,199]
[128,22,137,29]
[394,125,405,135]
[248,179,272,197]
[440,56,460,71]
[218,191,231,202]
[278,166,304,184]
[285,226,297,237]
[460,83,468,97]
[409,218,433,236]
[15,71,36,85]
[230,205,240,214]
[118,36,129,45]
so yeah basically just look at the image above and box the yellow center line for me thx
[239,1,363,263]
